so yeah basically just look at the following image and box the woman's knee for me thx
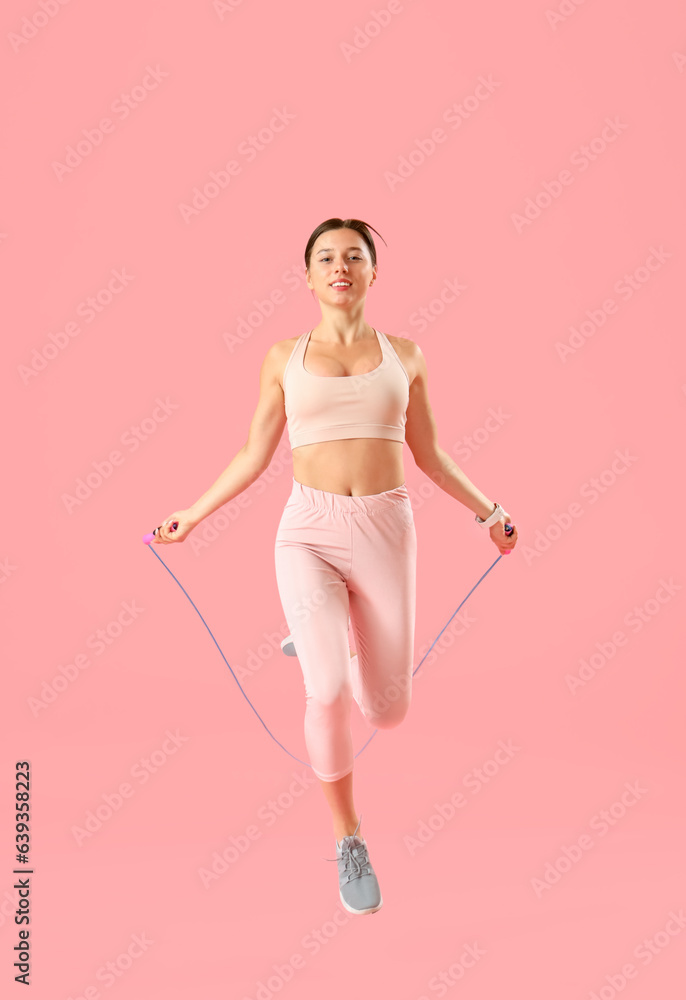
[305,682,352,720]
[362,678,411,729]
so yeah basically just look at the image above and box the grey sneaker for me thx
[324,816,383,915]
[281,616,352,657]
[280,634,297,656]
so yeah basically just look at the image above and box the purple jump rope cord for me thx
[143,521,514,769]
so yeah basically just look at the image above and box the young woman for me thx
[152,217,518,916]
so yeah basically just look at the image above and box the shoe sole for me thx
[339,891,383,916]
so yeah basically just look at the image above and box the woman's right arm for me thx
[154,342,288,544]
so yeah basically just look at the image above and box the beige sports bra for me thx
[282,328,410,450]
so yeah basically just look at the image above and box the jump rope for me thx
[143,517,514,771]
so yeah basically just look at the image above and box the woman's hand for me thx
[489,516,518,556]
[153,509,200,544]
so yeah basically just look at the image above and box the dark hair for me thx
[304,218,387,273]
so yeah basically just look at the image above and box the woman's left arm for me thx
[403,341,517,554]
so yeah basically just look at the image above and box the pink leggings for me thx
[274,476,417,781]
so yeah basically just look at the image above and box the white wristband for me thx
[475,502,509,529]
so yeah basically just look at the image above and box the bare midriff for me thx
[292,438,406,497]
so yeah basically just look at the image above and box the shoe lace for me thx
[337,839,372,881]
[323,816,373,880]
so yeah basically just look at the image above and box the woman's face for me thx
[307,228,377,305]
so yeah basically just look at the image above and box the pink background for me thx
[3,1,685,997]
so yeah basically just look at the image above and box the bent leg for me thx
[348,499,417,730]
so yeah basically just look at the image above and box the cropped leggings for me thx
[274,477,417,782]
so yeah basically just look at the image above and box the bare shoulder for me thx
[264,335,300,390]
[385,334,424,385]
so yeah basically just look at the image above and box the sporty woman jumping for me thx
[152,217,518,915]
